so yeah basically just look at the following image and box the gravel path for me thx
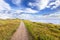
[11,21,29,40]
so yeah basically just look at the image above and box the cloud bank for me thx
[29,0,60,10]
[0,0,60,24]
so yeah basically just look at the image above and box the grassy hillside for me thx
[24,20,60,40]
[0,19,20,40]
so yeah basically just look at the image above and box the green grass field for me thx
[0,19,60,40]
[24,20,60,40]
[0,19,20,40]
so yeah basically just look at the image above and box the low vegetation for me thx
[0,19,60,40]
[0,19,20,40]
[24,20,60,40]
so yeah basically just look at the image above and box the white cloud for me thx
[14,8,38,14]
[0,0,11,10]
[0,0,12,19]
[35,11,60,20]
[47,0,60,9]
[0,8,38,19]
[17,11,60,20]
[16,11,60,24]
[14,10,23,13]
[36,0,50,10]
[28,0,60,10]
[0,0,60,21]
[19,11,60,20]
[12,0,21,6]
[18,14,33,20]
[28,0,50,10]
[24,8,38,13]
[28,2,36,8]
[0,13,13,19]
[29,11,60,24]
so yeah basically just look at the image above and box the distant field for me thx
[0,19,20,40]
[24,20,60,40]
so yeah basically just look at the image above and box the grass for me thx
[0,19,60,40]
[23,20,60,40]
[0,19,20,40]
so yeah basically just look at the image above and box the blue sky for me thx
[0,0,60,24]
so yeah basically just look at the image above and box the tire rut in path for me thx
[11,21,29,40]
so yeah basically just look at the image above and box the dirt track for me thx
[11,21,29,40]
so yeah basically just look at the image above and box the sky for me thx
[0,0,60,24]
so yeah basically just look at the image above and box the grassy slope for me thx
[23,20,60,40]
[0,19,20,40]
